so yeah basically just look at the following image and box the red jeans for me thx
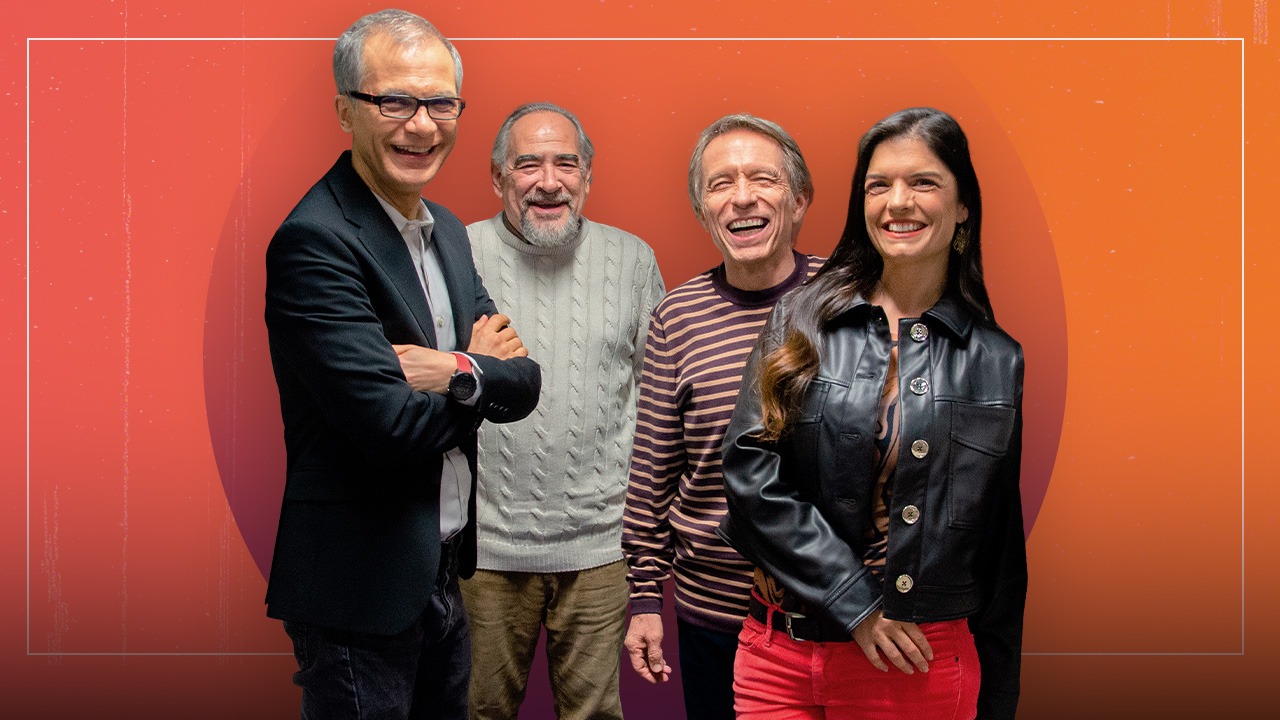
[733,614,980,719]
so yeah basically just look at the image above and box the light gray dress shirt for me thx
[375,195,475,541]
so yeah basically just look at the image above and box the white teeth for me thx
[728,219,766,231]
[887,222,924,232]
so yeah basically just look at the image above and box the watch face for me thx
[449,372,477,401]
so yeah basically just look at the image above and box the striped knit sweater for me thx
[622,252,824,633]
[468,214,665,573]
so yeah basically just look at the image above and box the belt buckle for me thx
[783,611,809,642]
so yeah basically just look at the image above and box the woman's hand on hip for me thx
[852,608,933,674]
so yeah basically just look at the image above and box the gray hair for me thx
[333,9,463,96]
[491,102,595,174]
[687,113,814,223]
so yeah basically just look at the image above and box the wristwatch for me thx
[447,352,478,403]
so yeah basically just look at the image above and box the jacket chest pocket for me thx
[781,380,833,493]
[795,379,875,532]
[946,402,1016,529]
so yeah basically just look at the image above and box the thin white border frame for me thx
[25,35,1247,657]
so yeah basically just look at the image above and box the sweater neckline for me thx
[709,251,811,308]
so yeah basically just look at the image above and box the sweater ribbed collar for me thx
[491,213,589,257]
[709,250,812,309]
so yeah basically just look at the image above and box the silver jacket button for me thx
[895,574,914,593]
[901,505,920,524]
[910,439,929,458]
[909,377,929,395]
[910,322,929,342]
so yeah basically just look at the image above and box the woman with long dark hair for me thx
[719,107,1027,720]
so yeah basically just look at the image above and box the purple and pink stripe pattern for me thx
[622,253,824,633]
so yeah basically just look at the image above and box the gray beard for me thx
[520,213,582,248]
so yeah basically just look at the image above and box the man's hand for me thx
[852,607,933,674]
[624,613,672,684]
[468,314,528,360]
[392,344,458,394]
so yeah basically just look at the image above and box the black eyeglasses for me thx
[347,92,466,120]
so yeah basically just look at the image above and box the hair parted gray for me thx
[491,102,595,175]
[333,9,463,96]
[686,113,814,223]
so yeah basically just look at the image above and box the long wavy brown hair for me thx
[756,108,995,441]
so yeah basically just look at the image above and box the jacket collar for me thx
[327,150,397,231]
[324,151,441,347]
[830,290,975,342]
[922,294,975,341]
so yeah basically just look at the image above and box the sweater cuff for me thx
[629,596,663,616]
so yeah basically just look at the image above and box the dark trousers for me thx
[283,542,471,720]
[677,618,739,720]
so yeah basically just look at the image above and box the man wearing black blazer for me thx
[263,10,540,720]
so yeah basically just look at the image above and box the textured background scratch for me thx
[119,4,132,655]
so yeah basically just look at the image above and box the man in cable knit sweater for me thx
[460,103,664,720]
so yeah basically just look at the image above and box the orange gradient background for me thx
[4,2,1274,719]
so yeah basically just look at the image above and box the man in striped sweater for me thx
[622,114,823,720]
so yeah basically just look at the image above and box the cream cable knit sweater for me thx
[467,214,664,572]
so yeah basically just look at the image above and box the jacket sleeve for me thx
[717,303,883,635]
[622,309,685,616]
[265,218,533,464]
[969,356,1028,720]
[467,354,541,425]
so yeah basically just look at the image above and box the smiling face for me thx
[492,111,590,247]
[698,130,809,290]
[863,135,968,273]
[336,33,459,217]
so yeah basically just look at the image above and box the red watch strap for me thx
[452,352,472,373]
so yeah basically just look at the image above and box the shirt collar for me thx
[373,195,435,240]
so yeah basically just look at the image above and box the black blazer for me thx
[263,152,540,635]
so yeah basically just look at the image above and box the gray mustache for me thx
[523,191,573,207]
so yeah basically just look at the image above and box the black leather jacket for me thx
[718,292,1027,720]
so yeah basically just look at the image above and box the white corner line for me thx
[25,652,295,657]
[26,36,1246,42]
[22,33,1249,653]
[25,34,32,659]
[1023,652,1245,657]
